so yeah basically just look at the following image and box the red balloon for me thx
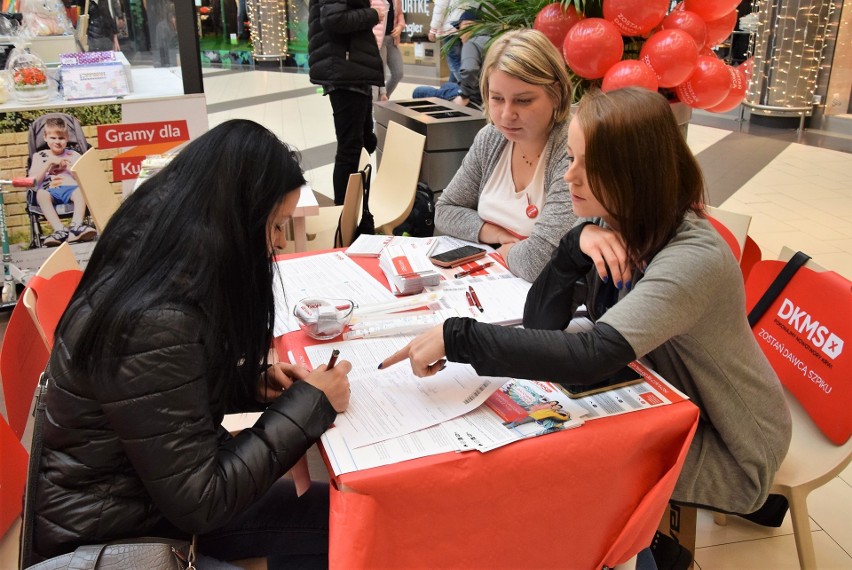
[683,0,739,22]
[534,3,582,49]
[603,0,669,36]
[706,65,747,112]
[563,18,624,79]
[601,60,659,92]
[738,57,754,82]
[698,45,716,58]
[639,29,698,88]
[675,55,732,109]
[661,9,707,49]
[705,9,738,47]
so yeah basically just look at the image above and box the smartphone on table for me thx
[560,366,644,399]
[429,245,487,268]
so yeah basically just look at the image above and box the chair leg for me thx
[787,488,817,570]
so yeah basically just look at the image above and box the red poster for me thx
[746,261,851,444]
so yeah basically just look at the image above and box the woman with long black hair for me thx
[30,120,350,567]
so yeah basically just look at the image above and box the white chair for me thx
[305,173,363,250]
[705,205,752,262]
[70,148,121,233]
[714,249,852,570]
[372,121,426,235]
[305,149,370,250]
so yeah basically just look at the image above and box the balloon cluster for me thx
[533,0,753,112]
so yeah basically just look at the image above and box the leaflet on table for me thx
[558,361,689,420]
[345,234,441,258]
[430,276,532,326]
[304,336,507,448]
[272,252,397,337]
[320,376,587,475]
[320,362,688,475]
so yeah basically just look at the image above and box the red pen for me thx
[454,261,495,279]
[468,286,483,313]
[465,290,475,308]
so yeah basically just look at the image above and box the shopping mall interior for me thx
[1,0,851,568]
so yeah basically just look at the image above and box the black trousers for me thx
[328,89,376,205]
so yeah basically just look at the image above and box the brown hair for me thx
[575,87,705,265]
[479,29,573,128]
[44,117,68,134]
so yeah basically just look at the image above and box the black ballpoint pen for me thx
[326,349,340,369]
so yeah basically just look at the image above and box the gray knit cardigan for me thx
[434,122,576,282]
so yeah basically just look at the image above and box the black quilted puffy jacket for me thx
[31,299,337,560]
[308,0,385,88]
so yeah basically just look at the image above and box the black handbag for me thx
[26,539,194,570]
[354,164,375,238]
[20,374,196,570]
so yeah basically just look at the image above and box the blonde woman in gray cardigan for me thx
[435,29,576,282]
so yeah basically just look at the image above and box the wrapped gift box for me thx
[59,51,132,100]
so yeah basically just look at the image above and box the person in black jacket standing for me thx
[308,0,386,205]
[29,120,351,568]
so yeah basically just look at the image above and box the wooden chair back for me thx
[371,121,425,234]
[71,148,120,233]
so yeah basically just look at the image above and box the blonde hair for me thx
[479,29,573,127]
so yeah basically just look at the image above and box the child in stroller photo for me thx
[27,113,97,247]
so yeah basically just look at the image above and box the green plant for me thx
[445,0,609,102]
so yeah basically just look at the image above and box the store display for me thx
[59,51,130,100]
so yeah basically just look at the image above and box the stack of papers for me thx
[345,234,440,258]
[379,244,441,295]
[316,347,689,475]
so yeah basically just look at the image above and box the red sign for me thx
[112,156,146,181]
[746,261,851,444]
[97,121,189,150]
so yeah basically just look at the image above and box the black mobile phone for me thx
[561,366,644,399]
[429,245,487,268]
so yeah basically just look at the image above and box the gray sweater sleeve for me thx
[435,123,576,282]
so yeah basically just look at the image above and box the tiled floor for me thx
[202,67,852,569]
[2,67,850,569]
[204,68,852,282]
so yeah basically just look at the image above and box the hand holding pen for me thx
[304,349,351,412]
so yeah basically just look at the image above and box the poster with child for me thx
[28,116,97,246]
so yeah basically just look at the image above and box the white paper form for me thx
[433,276,533,325]
[322,422,458,475]
[304,336,507,448]
[272,252,397,337]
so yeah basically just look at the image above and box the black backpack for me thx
[393,182,435,238]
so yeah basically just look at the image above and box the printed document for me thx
[304,336,506,448]
[432,276,532,325]
[320,361,688,475]
[272,252,397,337]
